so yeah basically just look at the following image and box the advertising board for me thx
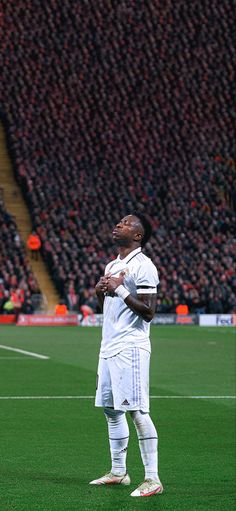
[199,314,236,327]
[17,314,78,326]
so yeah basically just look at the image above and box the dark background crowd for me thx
[0,0,235,315]
[0,197,40,314]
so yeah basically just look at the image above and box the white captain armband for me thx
[116,285,130,300]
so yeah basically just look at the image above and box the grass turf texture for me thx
[0,325,235,511]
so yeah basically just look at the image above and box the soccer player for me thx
[89,213,163,497]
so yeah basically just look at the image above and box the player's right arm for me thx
[95,274,110,311]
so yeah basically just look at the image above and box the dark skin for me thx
[95,215,156,322]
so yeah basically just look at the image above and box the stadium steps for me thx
[0,122,59,312]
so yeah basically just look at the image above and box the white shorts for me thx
[95,347,150,412]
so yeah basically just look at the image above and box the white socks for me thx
[104,408,159,481]
[104,408,129,476]
[131,410,159,481]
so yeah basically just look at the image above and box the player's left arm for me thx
[123,292,157,322]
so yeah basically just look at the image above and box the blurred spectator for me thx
[10,287,24,316]
[176,304,189,315]
[22,296,34,314]
[64,280,78,311]
[80,304,95,324]
[3,297,14,314]
[55,300,68,315]
[27,232,41,260]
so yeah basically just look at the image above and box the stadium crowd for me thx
[0,0,235,314]
[0,198,40,314]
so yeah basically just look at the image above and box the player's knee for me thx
[104,407,125,423]
[130,410,158,439]
[130,410,148,426]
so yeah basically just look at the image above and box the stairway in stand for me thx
[0,122,59,312]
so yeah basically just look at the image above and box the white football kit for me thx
[95,247,159,412]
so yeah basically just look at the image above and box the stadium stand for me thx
[0,195,40,314]
[0,0,235,313]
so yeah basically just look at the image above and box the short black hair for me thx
[132,212,153,247]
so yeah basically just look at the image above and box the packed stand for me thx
[0,0,235,314]
[0,198,40,315]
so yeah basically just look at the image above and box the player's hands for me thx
[96,271,125,295]
[95,273,111,295]
[106,271,125,293]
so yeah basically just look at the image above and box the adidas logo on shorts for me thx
[122,399,130,406]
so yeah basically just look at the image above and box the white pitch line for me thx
[0,345,49,360]
[150,395,236,399]
[0,395,235,400]
[0,396,94,400]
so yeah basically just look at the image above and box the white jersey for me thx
[100,247,159,358]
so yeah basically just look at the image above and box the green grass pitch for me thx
[0,325,235,511]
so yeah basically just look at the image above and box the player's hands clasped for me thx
[95,271,125,295]
[95,274,111,295]
[106,271,125,293]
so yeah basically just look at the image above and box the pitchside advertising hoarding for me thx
[17,314,78,326]
[199,314,236,327]
[80,314,199,326]
[152,315,198,325]
[0,313,235,327]
[80,314,235,326]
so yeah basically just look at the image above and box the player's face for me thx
[112,215,143,246]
